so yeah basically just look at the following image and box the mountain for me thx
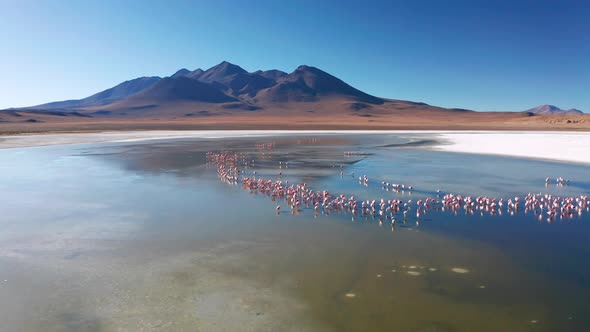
[223,72,276,96]
[526,105,584,115]
[255,65,384,104]
[129,76,236,103]
[254,69,288,80]
[166,63,276,96]
[186,69,204,79]
[29,76,161,110]
[13,63,587,121]
[11,61,454,118]
[173,68,206,80]
[198,61,248,84]
[3,61,588,131]
[194,62,278,95]
[14,62,392,113]
[171,68,191,78]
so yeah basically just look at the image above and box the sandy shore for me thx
[1,130,589,165]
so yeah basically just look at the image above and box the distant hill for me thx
[526,104,584,115]
[29,76,161,110]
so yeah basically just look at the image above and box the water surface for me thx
[0,133,589,331]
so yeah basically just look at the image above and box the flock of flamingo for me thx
[207,151,589,225]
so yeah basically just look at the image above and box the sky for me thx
[1,0,589,111]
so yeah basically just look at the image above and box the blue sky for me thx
[1,0,588,111]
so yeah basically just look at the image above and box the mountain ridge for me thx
[18,61,389,114]
[7,62,585,117]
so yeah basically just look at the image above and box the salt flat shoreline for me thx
[1,130,589,165]
[432,132,590,165]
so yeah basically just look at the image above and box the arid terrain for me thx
[1,108,588,135]
[2,62,588,134]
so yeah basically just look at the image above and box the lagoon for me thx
[1,132,589,331]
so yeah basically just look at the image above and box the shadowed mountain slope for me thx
[255,65,384,104]
[129,77,236,103]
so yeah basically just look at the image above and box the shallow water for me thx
[0,133,589,331]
